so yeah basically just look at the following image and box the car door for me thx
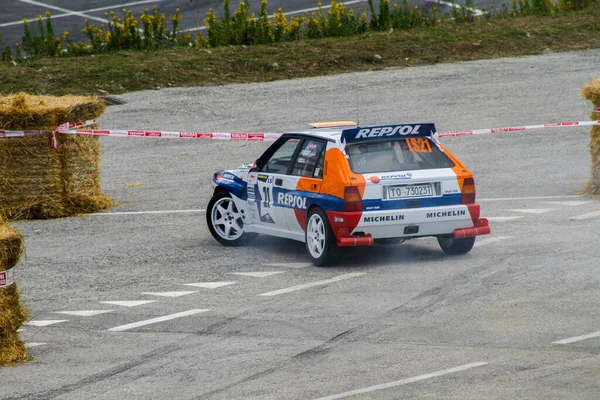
[280,138,327,233]
[250,137,302,233]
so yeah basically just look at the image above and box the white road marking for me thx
[16,0,109,24]
[1,0,160,27]
[510,208,553,214]
[260,272,366,297]
[107,309,209,332]
[141,291,197,297]
[479,195,581,202]
[53,310,114,317]
[25,320,67,327]
[183,282,236,289]
[486,216,523,222]
[311,361,489,400]
[25,343,47,348]
[474,236,512,247]
[553,331,600,344]
[90,209,205,216]
[267,262,312,269]
[230,271,286,278]
[544,201,593,207]
[17,328,25,332]
[569,210,600,221]
[99,300,156,307]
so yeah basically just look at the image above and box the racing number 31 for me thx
[406,138,432,153]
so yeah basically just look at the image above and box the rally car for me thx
[206,121,490,266]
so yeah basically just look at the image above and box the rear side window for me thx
[291,139,326,178]
[346,138,455,174]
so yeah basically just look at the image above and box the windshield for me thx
[346,138,455,174]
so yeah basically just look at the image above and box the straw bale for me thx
[0,92,105,130]
[581,78,600,195]
[0,284,29,366]
[0,93,112,220]
[0,223,23,269]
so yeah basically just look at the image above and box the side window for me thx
[291,139,326,178]
[262,138,301,174]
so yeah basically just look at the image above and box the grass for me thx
[1,8,599,97]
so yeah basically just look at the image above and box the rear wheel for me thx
[305,208,342,267]
[437,235,475,255]
[207,191,256,246]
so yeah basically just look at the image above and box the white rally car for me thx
[206,122,490,266]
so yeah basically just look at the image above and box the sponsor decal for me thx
[277,192,307,209]
[257,174,269,182]
[231,133,248,140]
[380,172,412,180]
[355,125,421,139]
[300,149,317,157]
[363,214,405,223]
[426,210,467,218]
[369,176,381,184]
[334,216,344,223]
[0,268,15,288]
[248,133,264,141]
[220,173,236,181]
[308,143,318,149]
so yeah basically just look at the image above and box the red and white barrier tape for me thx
[0,268,15,288]
[437,120,600,138]
[2,117,599,143]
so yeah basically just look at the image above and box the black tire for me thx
[206,191,256,246]
[305,207,342,267]
[437,235,475,255]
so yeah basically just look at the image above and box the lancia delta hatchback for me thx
[206,122,490,266]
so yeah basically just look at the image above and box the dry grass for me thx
[0,93,113,220]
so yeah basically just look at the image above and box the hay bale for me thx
[0,220,28,366]
[0,93,113,220]
[581,79,600,195]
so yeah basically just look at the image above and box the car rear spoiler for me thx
[341,123,437,144]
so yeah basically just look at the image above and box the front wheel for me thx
[305,208,342,267]
[437,235,475,255]
[207,191,256,246]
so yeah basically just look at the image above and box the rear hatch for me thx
[345,137,462,210]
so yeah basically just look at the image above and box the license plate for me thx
[387,184,433,199]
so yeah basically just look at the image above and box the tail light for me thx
[344,186,362,212]
[461,178,476,204]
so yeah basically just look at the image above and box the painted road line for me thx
[230,271,286,278]
[479,195,581,202]
[25,343,47,348]
[1,0,160,27]
[510,209,553,214]
[553,331,600,344]
[99,300,156,307]
[53,310,114,317]
[141,291,197,297]
[90,209,206,216]
[184,282,236,289]
[260,273,366,297]
[107,309,209,332]
[432,0,485,15]
[569,210,600,221]
[474,236,512,247]
[17,0,109,24]
[25,320,68,327]
[544,201,593,207]
[267,262,313,269]
[311,362,489,400]
[486,216,523,222]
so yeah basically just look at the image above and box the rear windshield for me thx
[346,138,455,174]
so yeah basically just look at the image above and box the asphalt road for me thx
[2,49,600,399]
[1,0,499,50]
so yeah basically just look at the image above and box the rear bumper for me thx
[327,203,490,245]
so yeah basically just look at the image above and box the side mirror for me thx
[252,159,263,171]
